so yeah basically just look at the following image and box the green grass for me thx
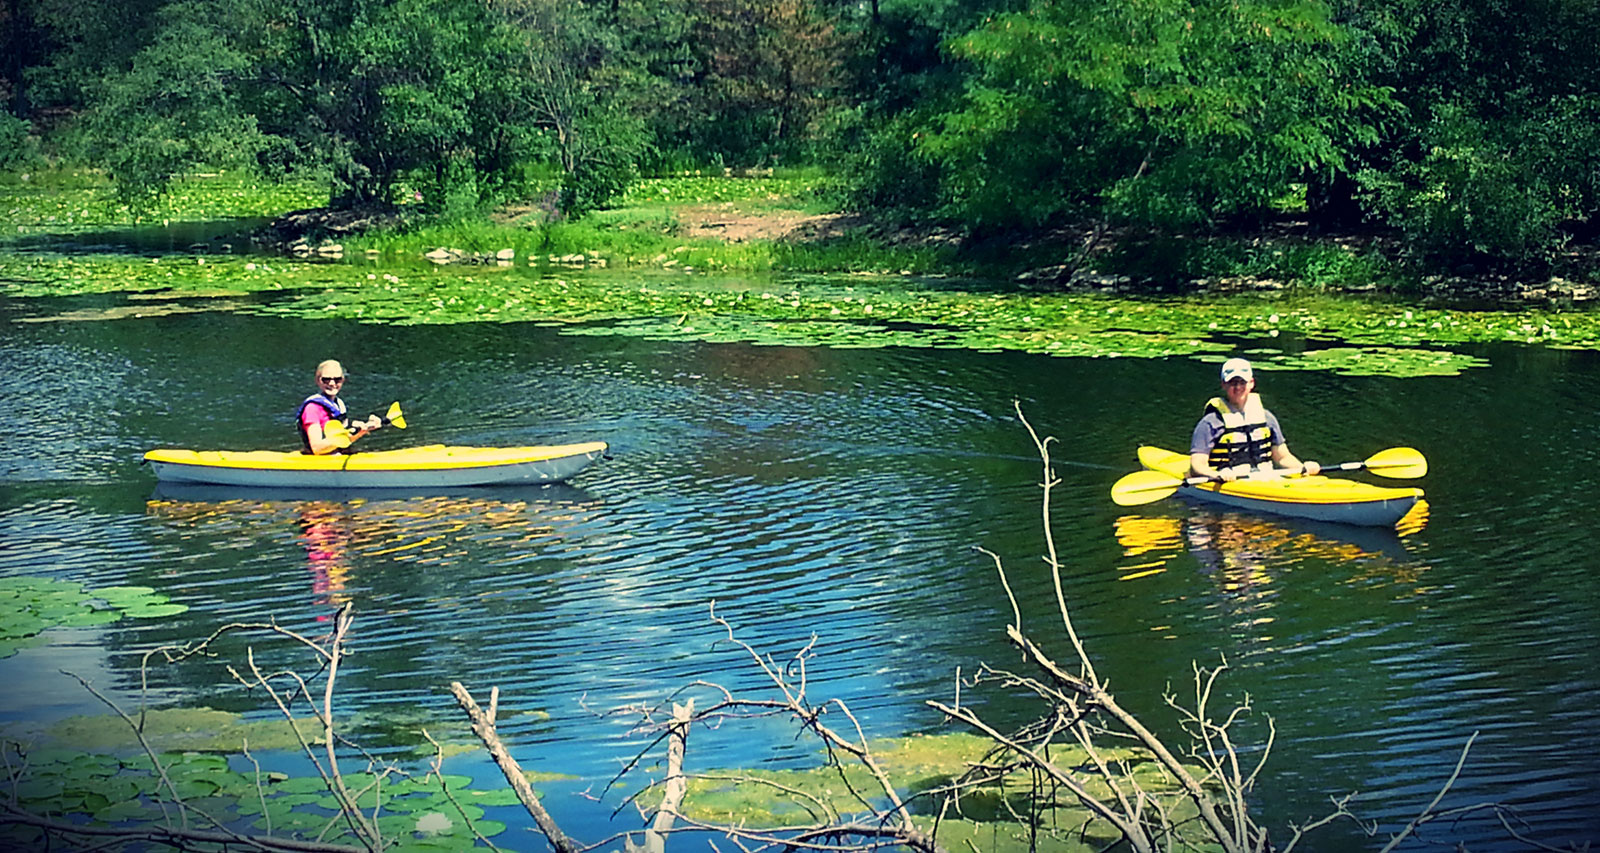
[1098,234,1405,289]
[618,172,832,209]
[342,172,851,272]
[1,167,1575,291]
[774,233,955,275]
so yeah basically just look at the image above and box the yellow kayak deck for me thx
[1138,446,1423,527]
[144,442,609,488]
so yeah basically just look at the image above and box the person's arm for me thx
[348,414,381,441]
[303,408,371,455]
[305,417,340,455]
[1189,450,1232,481]
[1264,413,1319,474]
[1270,443,1320,476]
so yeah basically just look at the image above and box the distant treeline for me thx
[2,0,1597,268]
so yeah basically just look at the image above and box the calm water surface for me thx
[1,284,1597,851]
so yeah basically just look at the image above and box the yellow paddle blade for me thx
[323,419,354,449]
[385,401,406,430]
[1110,470,1186,506]
[1363,446,1427,478]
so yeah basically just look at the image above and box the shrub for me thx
[0,111,37,171]
[1358,102,1572,267]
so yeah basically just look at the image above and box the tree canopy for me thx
[4,0,1598,266]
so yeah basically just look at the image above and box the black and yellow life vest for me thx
[1204,393,1273,471]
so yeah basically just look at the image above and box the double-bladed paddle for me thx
[1109,446,1428,507]
[322,402,407,449]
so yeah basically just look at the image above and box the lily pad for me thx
[1241,346,1490,378]
[118,602,190,619]
[94,586,158,604]
[0,577,162,659]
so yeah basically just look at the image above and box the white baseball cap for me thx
[1220,357,1253,382]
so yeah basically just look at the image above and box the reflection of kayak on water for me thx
[151,480,598,505]
[1135,446,1426,528]
[143,442,608,489]
[1116,507,1420,573]
[1113,504,1427,593]
[146,483,607,608]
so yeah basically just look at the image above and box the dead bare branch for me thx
[1376,731,1478,853]
[450,680,582,853]
[625,699,694,853]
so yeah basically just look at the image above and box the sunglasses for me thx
[318,375,345,384]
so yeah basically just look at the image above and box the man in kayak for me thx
[1189,357,1320,482]
[297,359,382,455]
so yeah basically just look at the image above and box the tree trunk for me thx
[5,0,30,116]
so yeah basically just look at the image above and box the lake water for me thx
[2,282,1597,851]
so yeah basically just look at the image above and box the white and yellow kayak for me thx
[1136,446,1424,528]
[144,442,608,489]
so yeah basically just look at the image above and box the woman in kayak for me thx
[1189,357,1320,482]
[297,359,383,454]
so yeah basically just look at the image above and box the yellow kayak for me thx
[1137,446,1423,527]
[144,442,608,489]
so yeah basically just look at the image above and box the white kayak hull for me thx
[1173,483,1420,527]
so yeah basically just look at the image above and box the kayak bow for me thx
[1132,446,1424,528]
[144,442,608,489]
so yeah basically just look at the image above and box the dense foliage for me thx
[3,0,1598,269]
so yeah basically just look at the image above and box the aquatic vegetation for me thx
[1239,346,1490,377]
[1,607,553,852]
[11,703,538,760]
[675,731,1202,845]
[8,249,1600,377]
[23,707,328,754]
[0,577,187,659]
[0,169,326,231]
[0,744,517,851]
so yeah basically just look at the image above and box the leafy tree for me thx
[908,0,1394,233]
[13,0,167,116]
[0,109,32,168]
[63,0,543,211]
[495,0,648,216]
[244,0,539,209]
[1358,97,1600,266]
[679,0,852,165]
[833,0,1024,220]
[81,0,264,206]
[1334,0,1600,264]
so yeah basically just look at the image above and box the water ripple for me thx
[1,315,1596,846]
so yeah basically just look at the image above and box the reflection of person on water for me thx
[1185,515,1270,588]
[297,359,382,455]
[1189,357,1320,482]
[299,502,352,617]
